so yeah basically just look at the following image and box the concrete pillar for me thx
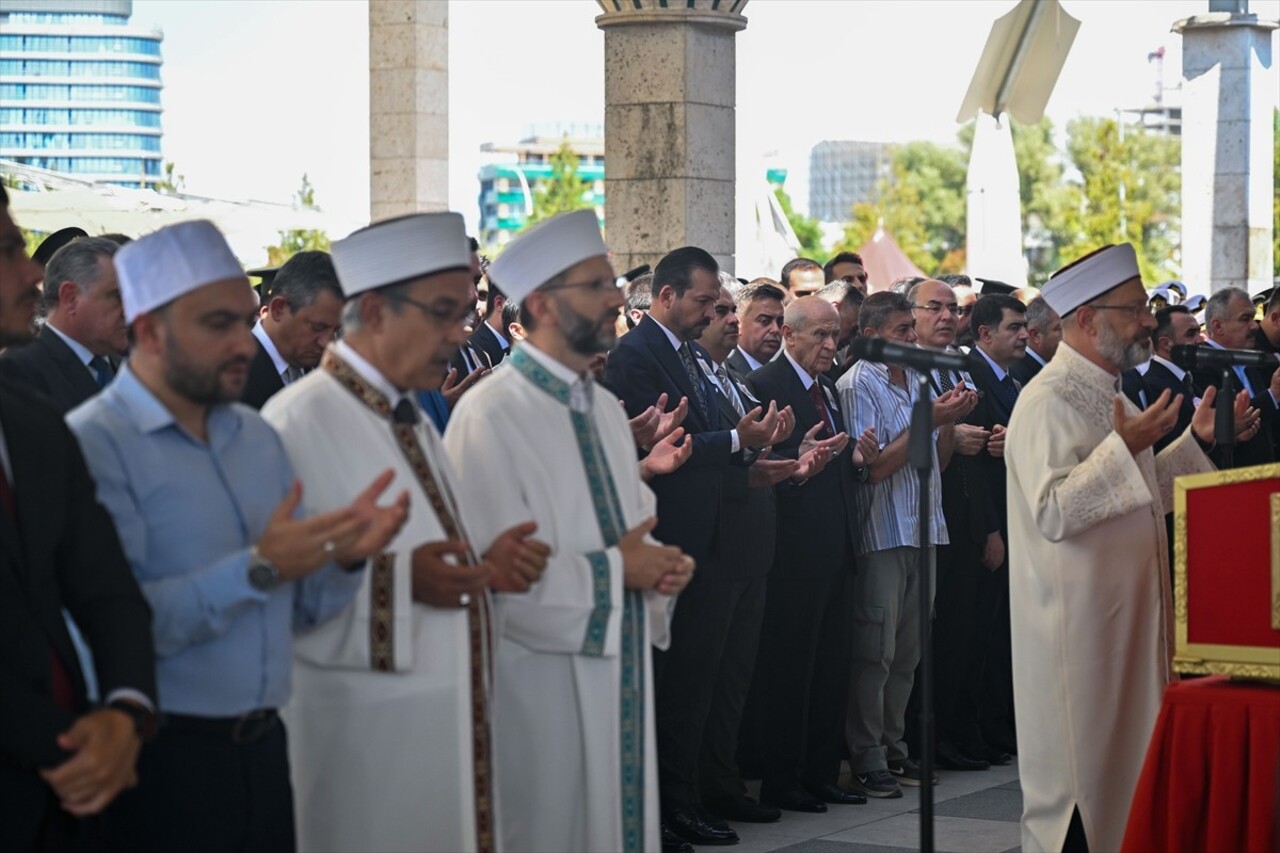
[1173,6,1277,295]
[369,0,449,221]
[594,0,747,275]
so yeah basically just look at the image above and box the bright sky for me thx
[132,0,1278,259]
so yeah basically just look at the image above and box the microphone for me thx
[1169,344,1278,371]
[850,337,970,372]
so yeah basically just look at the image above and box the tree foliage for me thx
[525,139,591,228]
[774,186,826,263]
[265,174,331,266]
[155,160,185,195]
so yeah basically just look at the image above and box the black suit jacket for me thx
[726,347,763,380]
[604,314,737,564]
[241,338,285,410]
[709,360,775,580]
[747,357,858,577]
[0,324,102,415]
[1007,351,1044,388]
[1142,360,1197,454]
[965,349,1021,520]
[468,322,508,368]
[1192,359,1276,467]
[927,367,999,546]
[0,378,156,849]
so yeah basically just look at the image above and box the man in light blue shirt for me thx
[67,219,407,852]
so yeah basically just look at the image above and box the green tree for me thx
[155,160,185,195]
[265,174,330,266]
[774,186,826,262]
[525,139,591,228]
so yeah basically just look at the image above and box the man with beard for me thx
[1004,243,1237,853]
[444,210,693,852]
[66,220,408,852]
[605,246,791,850]
[241,250,343,409]
[824,251,869,295]
[1,236,127,413]
[727,281,786,375]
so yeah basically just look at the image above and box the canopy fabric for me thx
[856,229,926,292]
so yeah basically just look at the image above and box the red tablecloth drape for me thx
[1122,676,1280,853]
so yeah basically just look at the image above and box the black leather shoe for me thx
[761,787,828,813]
[963,741,1012,766]
[936,741,990,771]
[704,794,781,823]
[983,724,1018,756]
[803,782,868,805]
[665,807,739,846]
[661,822,695,853]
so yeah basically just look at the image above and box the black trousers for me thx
[977,562,1015,744]
[99,714,295,853]
[928,539,989,749]
[754,556,852,795]
[655,573,767,809]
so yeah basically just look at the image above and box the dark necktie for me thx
[393,398,420,425]
[808,381,836,437]
[938,367,955,394]
[1000,374,1019,411]
[88,356,113,389]
[678,343,710,421]
[1182,371,1198,398]
[714,363,746,418]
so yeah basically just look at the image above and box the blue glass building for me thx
[0,0,163,188]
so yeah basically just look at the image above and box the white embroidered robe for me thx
[443,342,671,853]
[261,342,495,853]
[1004,343,1214,853]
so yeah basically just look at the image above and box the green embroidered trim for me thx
[582,551,611,657]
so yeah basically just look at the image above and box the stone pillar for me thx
[369,0,449,221]
[595,0,747,275]
[1174,5,1277,295]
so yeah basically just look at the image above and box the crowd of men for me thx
[1,179,1277,853]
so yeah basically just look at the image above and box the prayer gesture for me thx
[987,424,1007,458]
[1114,390,1182,455]
[40,707,140,816]
[736,401,784,448]
[793,423,850,483]
[1189,386,1258,445]
[641,427,693,481]
[411,539,491,608]
[748,454,799,487]
[932,380,978,427]
[259,470,409,581]
[442,363,490,409]
[484,520,551,593]
[618,516,694,595]
[953,423,991,456]
[851,426,879,466]
[629,393,688,451]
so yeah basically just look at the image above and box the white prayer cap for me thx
[115,220,245,323]
[1042,243,1142,316]
[487,209,608,303]
[331,212,470,298]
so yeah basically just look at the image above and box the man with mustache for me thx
[1,236,127,414]
[1003,243,1242,853]
[241,250,343,409]
[66,220,408,851]
[605,246,792,850]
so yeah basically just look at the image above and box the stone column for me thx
[1174,4,1277,295]
[369,0,449,221]
[595,0,747,275]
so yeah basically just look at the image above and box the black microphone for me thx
[850,337,970,372]
[1169,344,1277,370]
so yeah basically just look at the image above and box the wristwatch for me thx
[852,463,871,483]
[108,698,158,742]
[248,546,280,591]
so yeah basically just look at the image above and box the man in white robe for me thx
[1004,243,1243,853]
[444,210,695,853]
[262,213,549,853]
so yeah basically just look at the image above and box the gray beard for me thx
[1095,317,1150,372]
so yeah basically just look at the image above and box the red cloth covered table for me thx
[1122,676,1280,853]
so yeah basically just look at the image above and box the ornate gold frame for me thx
[1172,463,1280,680]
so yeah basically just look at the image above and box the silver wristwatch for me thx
[248,546,280,591]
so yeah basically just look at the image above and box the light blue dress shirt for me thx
[66,364,364,716]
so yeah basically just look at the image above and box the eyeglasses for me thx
[912,302,961,316]
[542,276,620,295]
[386,293,472,327]
[1091,304,1154,321]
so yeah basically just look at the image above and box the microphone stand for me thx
[1215,367,1234,468]
[907,371,936,853]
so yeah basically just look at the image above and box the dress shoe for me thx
[962,741,1012,766]
[761,787,828,813]
[661,822,694,853]
[703,794,781,823]
[983,724,1018,756]
[665,807,739,846]
[936,741,990,771]
[803,782,868,805]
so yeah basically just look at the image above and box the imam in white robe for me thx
[261,340,496,853]
[1004,342,1213,853]
[444,342,672,853]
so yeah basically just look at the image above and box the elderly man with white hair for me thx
[1003,243,1253,853]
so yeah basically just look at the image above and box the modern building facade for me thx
[477,133,605,248]
[0,0,163,188]
[808,140,890,224]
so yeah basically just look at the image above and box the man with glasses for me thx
[262,212,549,852]
[940,275,980,349]
[1003,243,1231,853]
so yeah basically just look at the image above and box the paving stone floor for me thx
[732,762,1023,853]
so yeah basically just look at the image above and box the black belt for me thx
[164,709,280,746]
